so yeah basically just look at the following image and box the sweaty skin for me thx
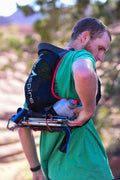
[68,58,97,126]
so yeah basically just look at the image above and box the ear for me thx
[80,31,90,45]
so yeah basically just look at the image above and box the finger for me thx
[72,107,82,113]
[72,107,83,116]
[67,119,83,127]
[72,110,78,117]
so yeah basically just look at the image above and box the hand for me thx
[32,170,46,180]
[67,107,92,127]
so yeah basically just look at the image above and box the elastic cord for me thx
[30,164,41,172]
[45,114,53,132]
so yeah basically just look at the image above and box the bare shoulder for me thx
[72,58,94,74]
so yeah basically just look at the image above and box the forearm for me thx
[75,69,97,115]
[68,59,97,127]
[18,128,40,168]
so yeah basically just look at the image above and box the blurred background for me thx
[0,0,120,179]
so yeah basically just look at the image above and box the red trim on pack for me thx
[51,52,81,103]
[73,100,77,104]
[34,129,48,132]
[51,53,67,100]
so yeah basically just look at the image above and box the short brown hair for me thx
[70,17,111,41]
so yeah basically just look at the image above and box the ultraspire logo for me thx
[27,69,37,104]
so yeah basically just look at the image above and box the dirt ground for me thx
[0,68,25,179]
[0,118,40,180]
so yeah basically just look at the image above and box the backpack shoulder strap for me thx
[38,42,65,54]
[37,42,74,58]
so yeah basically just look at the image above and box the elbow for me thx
[92,105,96,116]
[86,107,96,120]
[90,101,96,117]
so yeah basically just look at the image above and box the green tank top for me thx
[54,49,96,99]
[40,50,113,180]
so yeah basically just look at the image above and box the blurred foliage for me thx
[34,18,52,42]
[24,34,36,47]
[0,58,15,71]
[16,49,23,60]
[17,3,34,16]
[107,138,120,156]
[93,106,111,136]
[1,64,14,71]
[6,37,22,49]
[92,0,120,25]
[17,0,120,43]
[17,0,84,43]
[9,25,19,34]
[0,0,120,155]
[26,59,34,75]
[0,31,4,38]
[0,31,4,45]
[103,35,120,103]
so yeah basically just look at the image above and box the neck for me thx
[65,41,73,49]
[66,40,82,50]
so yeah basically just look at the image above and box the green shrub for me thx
[26,59,34,75]
[16,49,23,60]
[1,64,14,71]
[0,31,4,45]
[0,31,4,38]
[93,106,111,137]
[24,35,35,46]
[6,37,22,49]
[9,25,18,34]
[105,82,115,95]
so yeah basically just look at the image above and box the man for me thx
[18,17,114,180]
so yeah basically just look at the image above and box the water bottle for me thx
[53,99,78,118]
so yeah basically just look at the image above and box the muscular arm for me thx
[18,128,45,180]
[68,58,97,126]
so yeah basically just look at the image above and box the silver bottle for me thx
[53,99,78,118]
